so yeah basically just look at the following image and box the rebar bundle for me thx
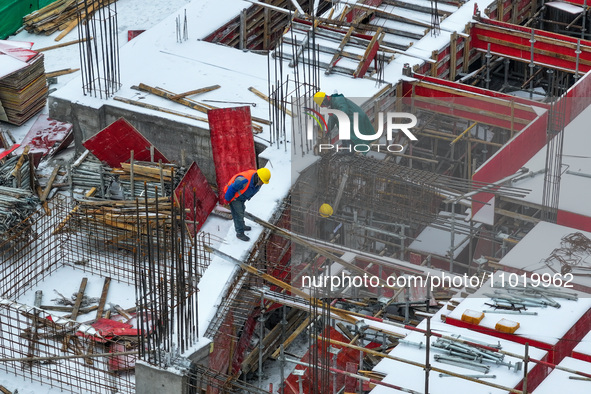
[77,0,121,98]
[0,186,39,237]
[134,189,205,367]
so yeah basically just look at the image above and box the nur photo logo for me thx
[304,92,418,153]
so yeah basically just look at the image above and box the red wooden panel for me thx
[471,22,591,73]
[207,107,256,204]
[283,326,361,394]
[14,114,73,158]
[174,162,217,235]
[83,118,168,168]
[411,74,550,108]
[472,111,548,216]
[127,30,145,41]
[0,144,20,160]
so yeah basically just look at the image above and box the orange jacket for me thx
[223,169,258,203]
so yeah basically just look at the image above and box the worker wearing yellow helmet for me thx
[319,203,333,218]
[224,168,271,242]
[312,91,377,152]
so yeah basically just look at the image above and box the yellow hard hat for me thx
[313,91,326,106]
[257,168,271,184]
[319,203,333,218]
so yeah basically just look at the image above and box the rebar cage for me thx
[0,194,211,393]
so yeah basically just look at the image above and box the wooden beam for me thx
[95,277,111,320]
[40,165,60,202]
[325,26,355,75]
[37,37,91,52]
[70,277,88,321]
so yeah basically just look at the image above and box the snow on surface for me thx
[371,305,548,394]
[508,102,591,217]
[533,357,591,393]
[15,265,136,321]
[573,329,591,357]
[408,211,481,258]
[496,221,591,290]
[446,272,591,345]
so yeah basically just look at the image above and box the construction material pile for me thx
[23,0,117,39]
[0,152,33,189]
[0,186,39,235]
[0,50,47,126]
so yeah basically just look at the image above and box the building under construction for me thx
[1,0,591,393]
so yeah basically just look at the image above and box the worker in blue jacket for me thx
[224,168,271,242]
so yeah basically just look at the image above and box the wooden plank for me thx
[46,68,80,78]
[169,84,221,100]
[270,316,311,359]
[325,26,355,75]
[247,86,292,117]
[40,165,60,202]
[95,277,111,320]
[353,28,384,78]
[37,37,91,52]
[70,277,88,321]
[9,145,30,177]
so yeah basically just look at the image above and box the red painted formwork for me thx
[401,80,539,130]
[572,351,591,363]
[557,210,591,233]
[0,144,20,160]
[471,69,591,218]
[14,114,73,164]
[283,326,362,394]
[411,74,550,108]
[471,111,548,216]
[207,106,257,204]
[174,162,217,235]
[471,20,591,73]
[446,308,591,364]
[230,313,258,376]
[83,118,169,168]
[208,312,234,394]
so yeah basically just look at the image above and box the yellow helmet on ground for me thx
[257,168,271,184]
[319,203,333,218]
[313,91,326,106]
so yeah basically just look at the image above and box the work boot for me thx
[236,233,250,242]
[244,226,252,231]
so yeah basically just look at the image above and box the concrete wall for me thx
[49,96,266,184]
[135,361,187,394]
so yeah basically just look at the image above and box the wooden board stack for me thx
[23,0,118,41]
[0,53,48,126]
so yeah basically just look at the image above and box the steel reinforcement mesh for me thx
[0,299,135,394]
[0,194,211,393]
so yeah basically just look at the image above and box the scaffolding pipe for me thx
[322,338,524,394]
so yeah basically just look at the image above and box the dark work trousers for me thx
[229,199,246,234]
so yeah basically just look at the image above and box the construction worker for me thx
[313,91,377,151]
[224,168,271,242]
[317,203,341,243]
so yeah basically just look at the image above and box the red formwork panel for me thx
[471,20,591,73]
[284,326,362,394]
[446,308,591,364]
[174,162,217,235]
[14,114,73,163]
[83,118,169,168]
[207,106,256,204]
